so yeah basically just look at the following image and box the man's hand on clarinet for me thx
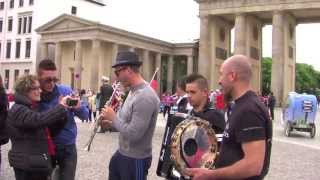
[100,106,116,128]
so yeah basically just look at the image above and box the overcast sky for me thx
[101,0,320,70]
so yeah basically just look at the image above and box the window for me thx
[10,0,14,8]
[6,41,11,59]
[24,69,29,75]
[5,70,9,89]
[14,70,19,82]
[15,40,21,58]
[28,16,32,33]
[8,17,13,32]
[29,0,33,5]
[23,17,27,33]
[0,19,3,32]
[25,39,31,58]
[17,17,22,34]
[19,0,24,7]
[71,6,77,15]
[0,2,4,10]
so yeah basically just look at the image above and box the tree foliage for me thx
[261,57,320,95]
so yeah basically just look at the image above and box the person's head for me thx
[176,77,187,96]
[101,76,110,84]
[218,55,252,101]
[112,51,143,87]
[270,92,273,96]
[37,59,58,93]
[185,73,209,109]
[14,75,41,102]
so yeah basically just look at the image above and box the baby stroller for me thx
[281,92,317,138]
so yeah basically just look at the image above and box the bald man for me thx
[187,55,272,180]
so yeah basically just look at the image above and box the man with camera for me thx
[37,59,89,180]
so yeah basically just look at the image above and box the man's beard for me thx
[223,87,233,104]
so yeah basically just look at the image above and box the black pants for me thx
[14,168,49,180]
[163,106,171,118]
[269,106,274,120]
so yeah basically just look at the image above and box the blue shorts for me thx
[109,151,152,180]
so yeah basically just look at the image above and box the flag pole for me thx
[150,67,159,83]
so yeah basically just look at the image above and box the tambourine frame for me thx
[170,116,218,177]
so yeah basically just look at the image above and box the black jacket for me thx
[99,83,113,109]
[191,102,226,134]
[0,87,8,145]
[7,93,68,170]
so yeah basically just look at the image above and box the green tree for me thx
[295,63,320,94]
[261,57,272,95]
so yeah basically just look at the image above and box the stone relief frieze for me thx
[197,0,319,9]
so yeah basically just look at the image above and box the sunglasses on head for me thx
[41,77,59,84]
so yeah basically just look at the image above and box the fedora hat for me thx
[112,51,142,68]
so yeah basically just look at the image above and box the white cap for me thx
[101,76,110,81]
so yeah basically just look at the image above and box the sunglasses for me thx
[40,77,59,84]
[114,67,127,76]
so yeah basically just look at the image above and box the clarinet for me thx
[83,81,121,151]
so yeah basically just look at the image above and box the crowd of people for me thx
[0,52,274,180]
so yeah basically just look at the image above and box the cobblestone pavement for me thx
[1,108,320,180]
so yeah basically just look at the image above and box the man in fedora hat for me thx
[100,51,160,180]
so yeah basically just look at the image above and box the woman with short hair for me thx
[7,75,70,180]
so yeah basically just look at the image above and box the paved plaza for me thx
[1,108,320,180]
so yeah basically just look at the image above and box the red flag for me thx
[150,80,158,91]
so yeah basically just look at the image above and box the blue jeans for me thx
[51,144,77,180]
[109,151,152,180]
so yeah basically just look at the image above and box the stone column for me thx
[272,11,285,106]
[234,13,246,55]
[109,43,118,79]
[155,53,162,94]
[198,15,210,78]
[142,49,150,80]
[90,40,101,92]
[167,55,174,93]
[74,40,82,90]
[129,47,135,52]
[187,55,193,75]
[40,42,48,60]
[54,42,62,81]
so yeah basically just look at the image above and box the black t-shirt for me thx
[215,91,272,180]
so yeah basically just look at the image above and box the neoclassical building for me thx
[196,0,320,105]
[36,14,198,94]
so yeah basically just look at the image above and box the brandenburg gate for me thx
[196,0,320,106]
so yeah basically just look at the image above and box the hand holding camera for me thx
[60,95,80,109]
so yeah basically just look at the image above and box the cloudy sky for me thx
[101,0,320,70]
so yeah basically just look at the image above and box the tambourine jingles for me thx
[170,116,218,177]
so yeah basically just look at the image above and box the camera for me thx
[66,98,79,107]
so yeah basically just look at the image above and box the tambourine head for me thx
[170,117,218,177]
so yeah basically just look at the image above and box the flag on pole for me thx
[150,79,158,91]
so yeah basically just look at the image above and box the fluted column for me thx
[106,43,118,81]
[54,42,62,81]
[142,50,150,80]
[74,40,82,90]
[167,55,174,93]
[155,53,162,94]
[234,13,246,55]
[187,55,193,75]
[198,14,210,78]
[90,40,101,92]
[271,11,285,106]
[40,42,48,60]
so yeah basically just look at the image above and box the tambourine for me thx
[170,116,218,177]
